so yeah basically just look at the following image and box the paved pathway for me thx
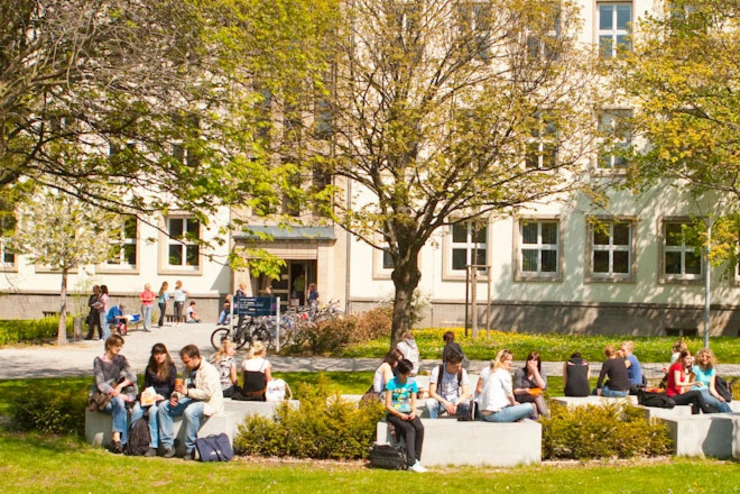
[1,322,739,380]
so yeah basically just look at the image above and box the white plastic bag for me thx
[265,379,288,401]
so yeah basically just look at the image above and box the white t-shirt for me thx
[479,367,512,413]
[430,364,469,402]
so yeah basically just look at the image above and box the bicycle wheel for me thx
[252,325,273,350]
[233,325,250,349]
[210,327,230,350]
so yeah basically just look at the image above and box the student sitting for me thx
[425,350,471,419]
[593,345,630,397]
[563,352,590,397]
[692,348,732,413]
[478,349,534,423]
[185,301,202,323]
[107,304,128,336]
[620,340,644,394]
[513,351,549,419]
[385,359,427,473]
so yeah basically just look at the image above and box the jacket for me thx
[183,359,224,417]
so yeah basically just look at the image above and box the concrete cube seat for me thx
[551,395,692,420]
[659,414,738,459]
[376,418,541,467]
[223,399,300,424]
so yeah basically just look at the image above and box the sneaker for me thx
[408,461,427,473]
[144,448,157,457]
[110,441,123,455]
[183,449,198,461]
[161,447,176,458]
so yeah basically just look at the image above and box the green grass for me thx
[0,432,738,493]
[340,328,740,363]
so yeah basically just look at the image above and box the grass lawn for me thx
[0,432,738,493]
[339,328,740,364]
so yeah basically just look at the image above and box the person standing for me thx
[172,280,188,328]
[99,285,111,340]
[84,285,102,340]
[139,283,156,332]
[307,283,319,306]
[157,282,169,328]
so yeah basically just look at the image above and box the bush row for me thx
[295,307,392,355]
[9,386,87,436]
[0,317,74,345]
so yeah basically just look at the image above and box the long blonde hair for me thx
[491,349,513,371]
[213,339,236,365]
[695,347,717,371]
[247,341,266,359]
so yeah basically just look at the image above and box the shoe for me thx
[110,441,123,454]
[408,461,427,473]
[83,337,92,340]
[183,449,198,461]
[161,447,176,458]
[144,448,157,457]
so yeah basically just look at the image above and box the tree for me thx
[10,186,113,345]
[617,0,740,265]
[310,0,598,345]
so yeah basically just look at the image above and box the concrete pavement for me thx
[1,322,739,380]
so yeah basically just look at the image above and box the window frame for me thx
[159,215,202,275]
[97,215,139,274]
[514,216,563,282]
[597,108,632,170]
[597,2,632,58]
[658,217,704,285]
[584,216,637,283]
[442,220,489,281]
[525,112,559,170]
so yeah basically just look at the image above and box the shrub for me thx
[292,307,392,355]
[10,386,87,436]
[0,317,75,345]
[353,306,392,341]
[233,377,385,459]
[540,402,672,460]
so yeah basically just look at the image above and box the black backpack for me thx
[637,390,676,409]
[369,443,407,470]
[124,417,150,456]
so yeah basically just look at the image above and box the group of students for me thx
[374,331,552,473]
[90,334,273,459]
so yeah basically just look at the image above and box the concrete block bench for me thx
[223,399,300,424]
[85,409,238,455]
[551,396,693,420]
[376,418,541,467]
[659,414,737,459]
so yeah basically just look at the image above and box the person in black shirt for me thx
[593,345,630,397]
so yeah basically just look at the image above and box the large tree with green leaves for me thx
[617,0,740,264]
[306,0,599,345]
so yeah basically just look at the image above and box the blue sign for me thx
[233,296,274,316]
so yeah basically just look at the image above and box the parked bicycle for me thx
[210,316,272,350]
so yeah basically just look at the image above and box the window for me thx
[666,328,697,338]
[525,113,558,169]
[0,213,15,267]
[662,220,702,281]
[167,217,200,268]
[451,222,488,272]
[457,2,493,60]
[587,219,634,281]
[107,216,137,267]
[515,219,561,281]
[598,109,632,169]
[382,251,395,270]
[598,3,631,57]
[526,4,561,61]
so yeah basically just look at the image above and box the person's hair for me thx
[673,340,687,353]
[401,331,414,341]
[92,285,100,292]
[189,301,196,306]
[445,348,463,365]
[492,349,513,371]
[247,341,266,359]
[144,283,151,291]
[213,340,236,364]
[443,331,455,344]
[396,358,413,376]
[175,280,182,288]
[570,351,582,359]
[100,284,109,295]
[308,283,317,291]
[695,348,716,371]
[679,349,692,361]
[382,349,403,366]
[158,282,168,296]
[621,341,634,353]
[148,343,174,382]
[180,344,200,359]
[526,351,542,373]
[104,334,124,351]
[603,345,617,358]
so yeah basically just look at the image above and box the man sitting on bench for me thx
[425,350,472,419]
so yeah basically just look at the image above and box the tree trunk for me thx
[58,270,68,346]
[390,254,422,348]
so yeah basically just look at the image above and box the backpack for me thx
[637,390,676,409]
[195,433,234,462]
[124,417,150,456]
[715,376,733,403]
[369,443,407,470]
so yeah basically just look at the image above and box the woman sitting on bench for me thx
[240,342,272,401]
[478,349,534,423]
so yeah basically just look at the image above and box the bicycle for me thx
[210,316,272,350]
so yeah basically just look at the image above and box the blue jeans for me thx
[698,388,732,413]
[102,395,129,444]
[100,310,110,340]
[131,402,162,449]
[158,398,205,454]
[480,403,533,423]
[141,305,154,331]
[425,399,470,419]
[158,302,166,327]
[593,386,629,398]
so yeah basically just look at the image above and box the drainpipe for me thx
[344,178,352,315]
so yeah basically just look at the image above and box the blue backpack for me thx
[195,434,234,462]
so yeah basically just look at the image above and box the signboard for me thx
[233,296,275,316]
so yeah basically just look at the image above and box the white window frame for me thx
[162,216,201,273]
[598,2,632,58]
[659,218,703,284]
[514,217,562,282]
[372,247,395,280]
[457,2,493,60]
[97,216,139,274]
[525,112,558,169]
[598,109,632,169]
[585,218,636,283]
[442,221,489,281]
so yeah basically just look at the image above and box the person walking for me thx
[84,285,103,340]
[139,283,156,332]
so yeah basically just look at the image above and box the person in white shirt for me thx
[478,349,534,423]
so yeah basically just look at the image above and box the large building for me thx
[2,0,738,336]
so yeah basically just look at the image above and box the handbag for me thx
[369,443,407,470]
[87,391,112,412]
[195,433,234,462]
[360,384,381,404]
